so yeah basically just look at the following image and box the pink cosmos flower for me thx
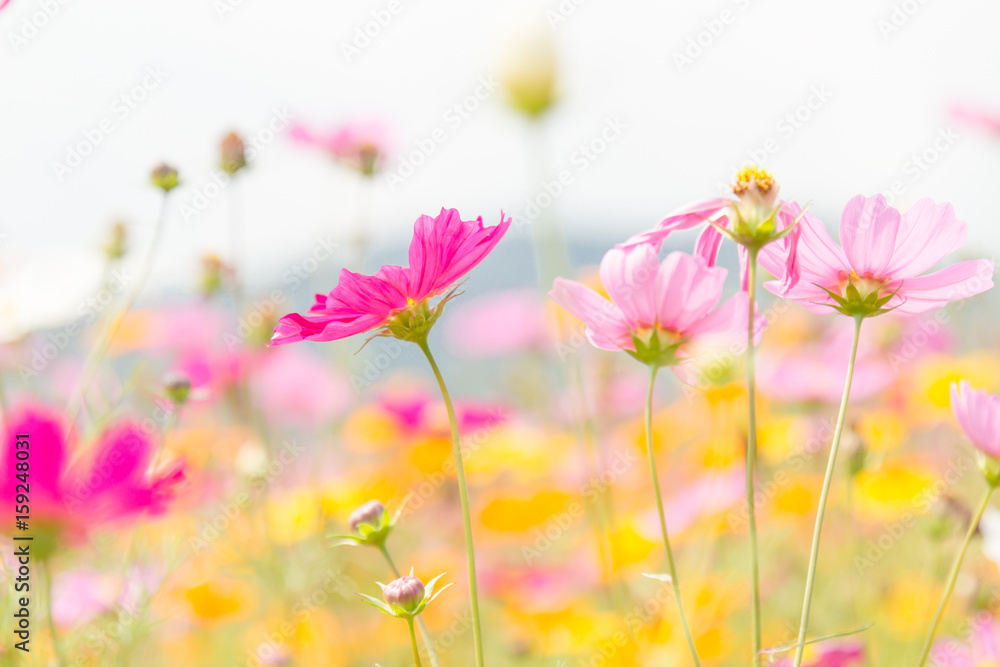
[549,245,762,379]
[950,381,1000,459]
[442,289,550,358]
[930,614,1000,667]
[760,194,994,316]
[289,119,390,175]
[951,104,1000,134]
[271,208,510,345]
[0,405,184,548]
[252,346,351,425]
[772,641,864,667]
[618,167,806,294]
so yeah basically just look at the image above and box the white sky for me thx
[2,0,999,293]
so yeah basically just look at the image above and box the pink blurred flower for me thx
[443,289,549,358]
[378,391,505,436]
[773,641,864,667]
[289,119,390,175]
[760,194,994,316]
[951,104,1000,134]
[950,380,1000,459]
[0,405,184,548]
[549,245,762,379]
[271,208,510,345]
[931,615,1000,667]
[252,346,351,425]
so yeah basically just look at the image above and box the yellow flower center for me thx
[731,164,775,197]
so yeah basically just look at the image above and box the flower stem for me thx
[65,192,171,445]
[915,485,995,666]
[746,249,763,666]
[407,618,424,667]
[417,339,485,667]
[792,314,864,667]
[380,544,442,667]
[645,365,702,667]
[41,562,65,667]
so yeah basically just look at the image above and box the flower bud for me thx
[103,221,128,261]
[151,162,180,192]
[220,131,247,175]
[200,254,230,297]
[382,576,425,615]
[349,500,386,532]
[729,165,780,241]
[163,373,192,406]
[500,27,557,117]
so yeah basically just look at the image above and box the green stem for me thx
[41,562,65,667]
[915,485,995,666]
[746,249,763,666]
[417,339,485,667]
[65,192,171,448]
[407,618,424,667]
[646,365,702,666]
[792,315,864,667]
[380,545,442,667]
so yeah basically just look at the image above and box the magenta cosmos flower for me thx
[760,194,994,317]
[289,119,390,175]
[951,381,1000,460]
[773,641,864,667]
[619,165,805,293]
[1,406,185,557]
[271,208,510,346]
[549,244,762,377]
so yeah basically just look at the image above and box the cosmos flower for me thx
[549,244,763,378]
[0,406,185,557]
[271,208,510,345]
[930,615,1000,667]
[950,381,1000,460]
[618,165,806,293]
[289,119,390,176]
[759,194,994,317]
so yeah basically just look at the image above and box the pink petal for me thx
[599,245,659,329]
[617,198,730,251]
[549,279,632,351]
[895,259,995,314]
[885,199,968,277]
[839,194,901,276]
[654,252,726,332]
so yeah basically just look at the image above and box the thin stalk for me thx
[65,193,171,446]
[746,249,763,665]
[792,315,864,667]
[417,339,485,667]
[407,618,424,667]
[645,365,702,666]
[41,562,65,667]
[915,486,995,666]
[380,544,442,667]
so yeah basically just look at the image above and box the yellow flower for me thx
[185,582,245,620]
[855,410,907,452]
[855,463,937,522]
[480,491,572,532]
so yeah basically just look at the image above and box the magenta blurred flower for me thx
[252,346,351,424]
[618,166,806,293]
[549,245,762,377]
[930,615,1000,667]
[951,104,1000,134]
[271,208,510,345]
[760,194,994,317]
[289,119,390,175]
[0,406,184,553]
[773,641,864,667]
[950,380,1000,459]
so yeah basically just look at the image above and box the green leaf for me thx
[759,622,874,657]
[357,594,395,616]
[640,572,674,584]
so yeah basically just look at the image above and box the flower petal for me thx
[839,194,901,276]
[894,259,994,314]
[549,279,632,351]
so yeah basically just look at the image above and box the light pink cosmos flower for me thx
[930,614,1000,667]
[252,346,351,425]
[549,244,762,379]
[442,289,549,358]
[271,208,510,345]
[950,381,1000,459]
[760,194,994,316]
[0,406,184,548]
[951,104,1000,134]
[289,119,390,175]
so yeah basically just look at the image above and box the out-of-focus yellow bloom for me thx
[480,491,572,532]
[409,435,451,473]
[266,489,324,544]
[910,353,1000,414]
[500,26,557,117]
[343,405,401,452]
[881,576,938,639]
[773,477,818,517]
[758,414,810,464]
[855,463,937,521]
[185,581,245,619]
[464,425,572,480]
[610,523,657,567]
[855,410,907,452]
